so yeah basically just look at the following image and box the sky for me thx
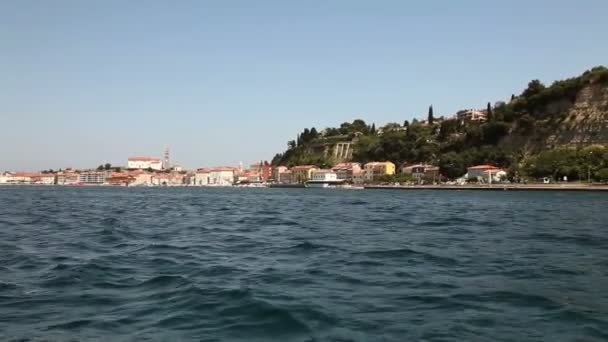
[1,0,607,171]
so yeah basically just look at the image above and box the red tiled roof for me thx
[128,156,161,162]
[15,172,42,177]
[291,165,318,170]
[210,167,235,172]
[332,163,361,170]
[468,165,500,170]
[365,161,393,166]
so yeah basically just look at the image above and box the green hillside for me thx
[272,66,608,181]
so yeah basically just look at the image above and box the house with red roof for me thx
[127,156,163,170]
[467,165,506,182]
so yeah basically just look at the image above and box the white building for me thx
[194,169,211,186]
[311,169,338,182]
[209,167,235,186]
[272,166,289,182]
[0,172,14,184]
[127,156,163,170]
[456,109,487,122]
[38,174,56,185]
[79,171,109,184]
[56,171,80,185]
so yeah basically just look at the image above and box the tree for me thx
[403,120,409,128]
[104,163,112,170]
[351,119,368,133]
[97,165,104,171]
[486,102,493,122]
[438,152,466,180]
[510,94,515,101]
[428,105,434,124]
[370,123,376,135]
[595,168,608,183]
[310,127,318,139]
[522,79,546,98]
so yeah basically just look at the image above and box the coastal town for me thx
[1,105,605,189]
[0,146,521,189]
[0,105,512,188]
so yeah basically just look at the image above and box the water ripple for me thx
[0,186,607,341]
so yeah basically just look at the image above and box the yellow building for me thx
[290,165,318,184]
[364,161,396,182]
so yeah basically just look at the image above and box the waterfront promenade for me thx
[364,183,608,192]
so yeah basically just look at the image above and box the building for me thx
[106,172,136,186]
[278,169,292,184]
[194,168,211,186]
[401,164,440,183]
[0,172,14,184]
[467,165,501,180]
[127,170,153,186]
[249,161,272,182]
[127,156,163,170]
[56,171,80,185]
[364,161,396,182]
[480,169,507,183]
[456,109,487,122]
[37,174,56,185]
[151,172,185,186]
[352,170,365,185]
[311,169,338,182]
[209,167,235,186]
[272,166,289,183]
[331,162,362,182]
[291,165,318,184]
[6,172,31,184]
[79,171,109,184]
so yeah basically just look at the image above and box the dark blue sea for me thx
[1,186,607,341]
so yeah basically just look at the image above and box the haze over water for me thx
[1,187,607,341]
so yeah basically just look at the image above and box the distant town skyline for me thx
[2,0,608,171]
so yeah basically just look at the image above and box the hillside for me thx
[272,66,608,181]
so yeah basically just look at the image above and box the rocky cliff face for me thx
[546,83,608,147]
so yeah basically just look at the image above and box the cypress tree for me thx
[487,102,493,121]
[428,105,434,125]
[370,123,376,134]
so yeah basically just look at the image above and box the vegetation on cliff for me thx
[272,66,608,181]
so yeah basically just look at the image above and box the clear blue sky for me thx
[1,0,607,171]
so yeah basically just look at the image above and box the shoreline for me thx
[2,183,608,192]
[363,184,608,192]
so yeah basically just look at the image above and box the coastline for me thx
[364,184,608,192]
[2,183,608,192]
